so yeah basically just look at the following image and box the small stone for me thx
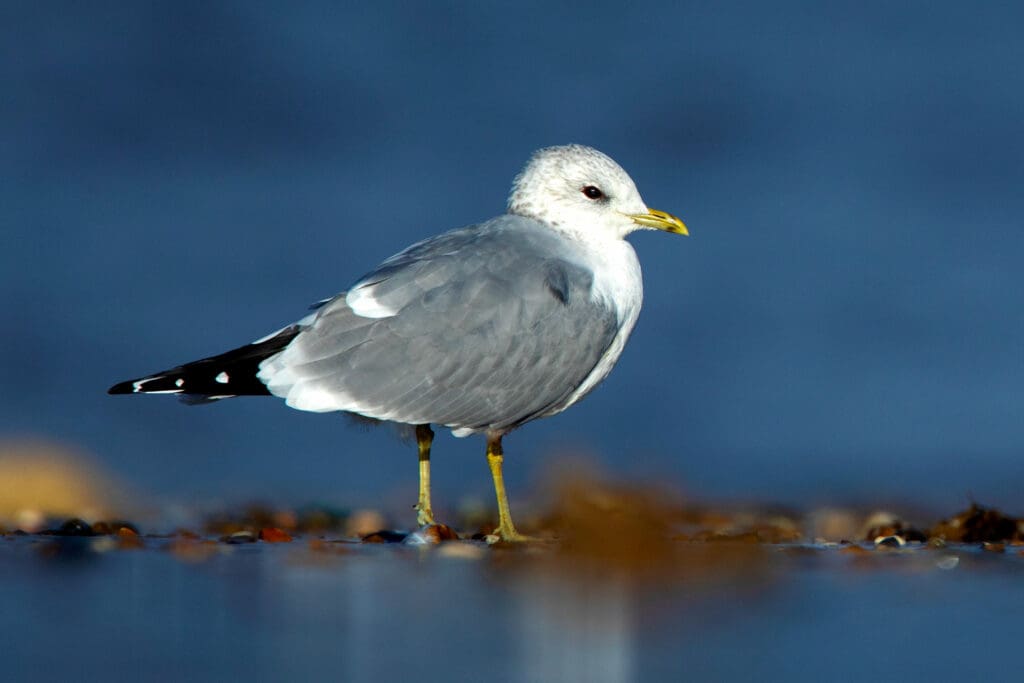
[259,527,293,543]
[361,530,408,544]
[982,542,1005,553]
[46,518,95,537]
[404,524,459,545]
[862,512,926,543]
[874,535,905,548]
[92,520,141,536]
[117,527,144,549]
[221,530,257,544]
[91,521,112,535]
[935,556,959,570]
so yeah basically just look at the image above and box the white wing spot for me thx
[346,286,397,319]
[215,372,229,384]
[175,378,185,388]
[133,376,165,392]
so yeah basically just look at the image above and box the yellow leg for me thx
[415,425,436,526]
[486,435,529,542]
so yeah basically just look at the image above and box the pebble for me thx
[46,518,95,537]
[403,524,458,545]
[117,527,145,550]
[361,530,408,544]
[221,530,257,544]
[92,520,140,536]
[259,527,293,543]
[873,535,906,548]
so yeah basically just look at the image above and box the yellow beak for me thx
[629,208,689,235]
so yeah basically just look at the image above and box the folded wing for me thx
[258,216,621,433]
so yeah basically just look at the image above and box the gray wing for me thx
[258,216,621,433]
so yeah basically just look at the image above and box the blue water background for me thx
[3,2,1024,512]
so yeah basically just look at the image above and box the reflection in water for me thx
[500,471,777,683]
[516,572,634,683]
[504,542,774,683]
[8,534,1024,682]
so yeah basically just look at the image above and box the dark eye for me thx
[582,185,604,200]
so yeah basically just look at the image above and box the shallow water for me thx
[4,536,1021,683]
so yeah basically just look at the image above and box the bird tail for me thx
[107,325,302,404]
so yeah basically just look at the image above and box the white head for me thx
[507,144,687,240]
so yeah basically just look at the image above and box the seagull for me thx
[109,144,688,541]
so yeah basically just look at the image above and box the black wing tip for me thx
[105,325,299,399]
[108,380,136,395]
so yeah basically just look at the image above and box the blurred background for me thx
[3,1,1023,517]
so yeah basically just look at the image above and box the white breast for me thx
[549,236,644,414]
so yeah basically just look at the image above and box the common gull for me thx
[109,144,688,541]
